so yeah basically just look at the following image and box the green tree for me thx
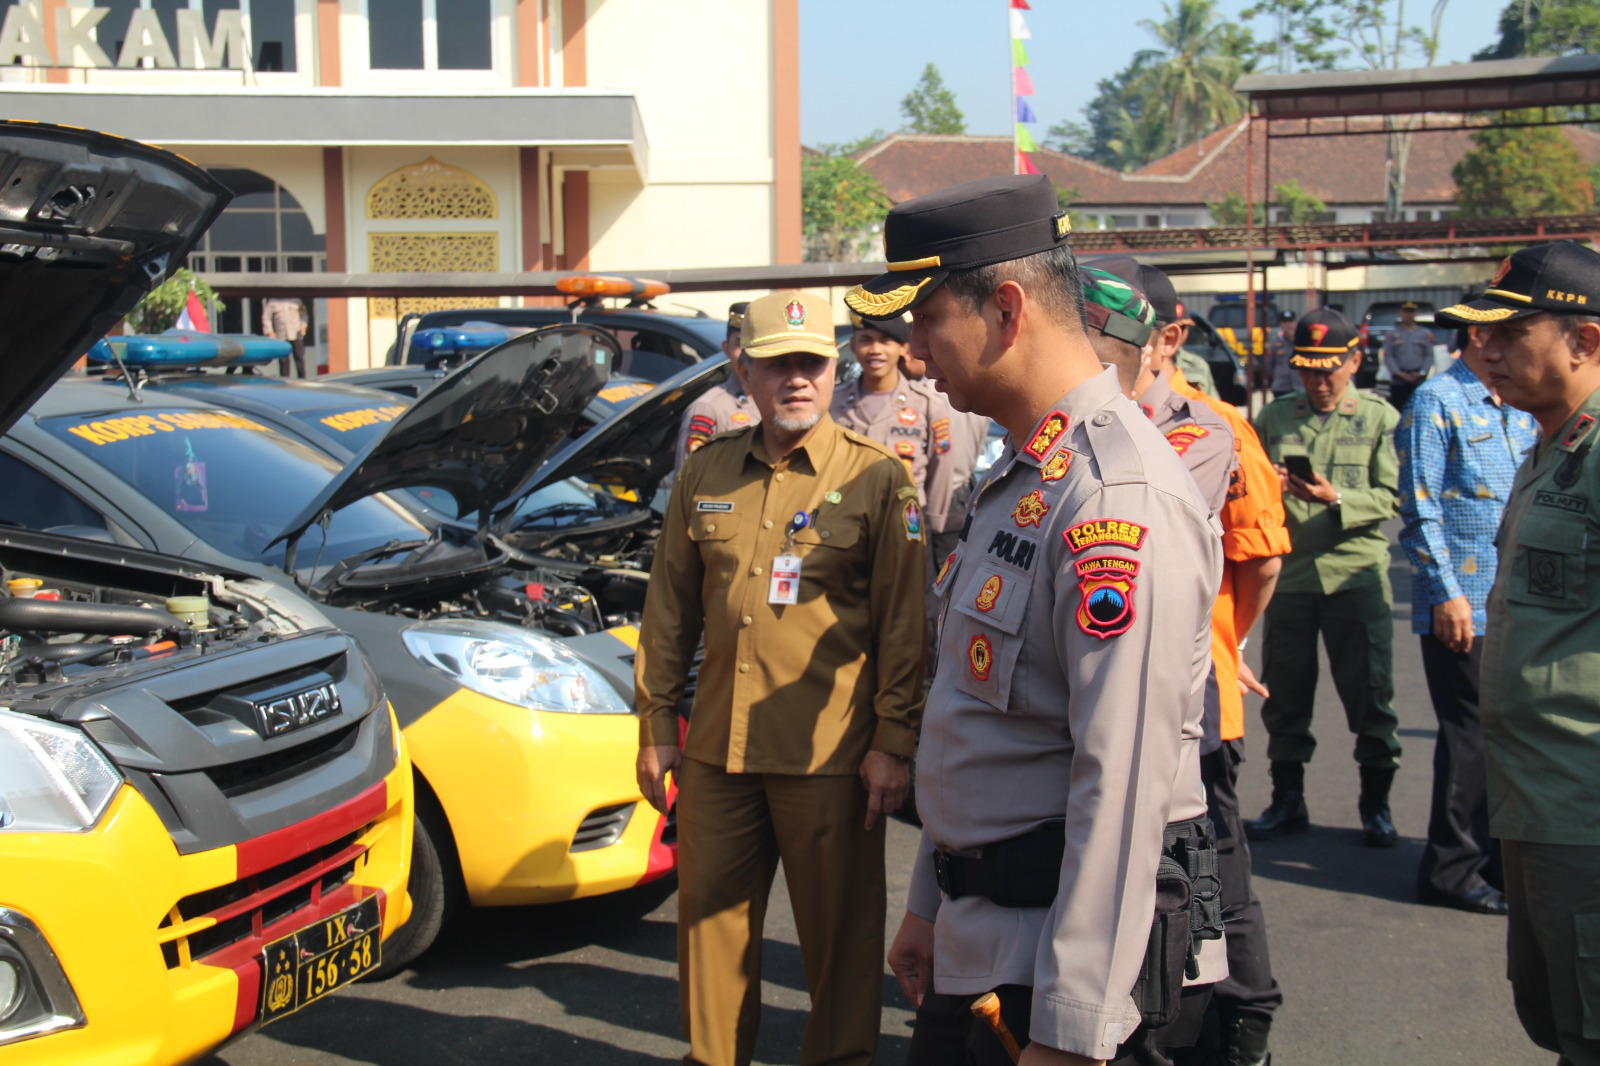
[1474,0,1600,58]
[900,64,966,135]
[1452,121,1595,219]
[801,151,891,263]
[126,268,223,333]
[1245,0,1451,220]
[1136,0,1251,158]
[1206,180,1326,224]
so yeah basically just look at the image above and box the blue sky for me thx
[799,0,1512,149]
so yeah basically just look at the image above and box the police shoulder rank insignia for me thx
[1025,411,1068,460]
[933,417,951,454]
[1562,413,1596,448]
[968,633,993,681]
[1012,489,1050,528]
[1041,451,1071,482]
[898,407,919,426]
[1164,423,1210,456]
[1064,519,1148,553]
[902,499,923,541]
[975,573,1002,613]
[1074,557,1140,640]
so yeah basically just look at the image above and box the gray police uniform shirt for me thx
[675,379,760,467]
[909,366,1224,1060]
[1265,329,1299,394]
[943,408,992,534]
[831,373,956,532]
[1383,324,1435,378]
[1140,370,1238,515]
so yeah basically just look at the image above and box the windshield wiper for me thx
[314,537,436,590]
[511,501,602,527]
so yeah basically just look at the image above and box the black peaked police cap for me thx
[845,174,1071,319]
[1290,308,1361,372]
[1436,241,1600,326]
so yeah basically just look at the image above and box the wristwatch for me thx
[1333,492,1343,509]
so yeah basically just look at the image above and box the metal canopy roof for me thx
[1236,53,1600,119]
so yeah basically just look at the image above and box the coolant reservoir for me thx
[165,595,211,629]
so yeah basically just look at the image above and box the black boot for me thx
[1244,762,1309,841]
[1358,765,1398,847]
[1225,1014,1272,1066]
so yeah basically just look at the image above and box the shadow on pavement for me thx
[1247,826,1423,904]
[199,996,676,1065]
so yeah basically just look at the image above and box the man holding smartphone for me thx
[1247,309,1404,849]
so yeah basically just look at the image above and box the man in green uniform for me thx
[1437,241,1600,1065]
[1247,309,1403,848]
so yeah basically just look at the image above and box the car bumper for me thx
[0,711,413,1065]
[404,688,675,907]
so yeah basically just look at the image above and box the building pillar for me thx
[560,170,589,272]
[560,0,585,86]
[322,147,349,372]
[772,0,801,264]
[317,0,341,87]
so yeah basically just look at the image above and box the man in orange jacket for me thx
[1127,261,1291,1066]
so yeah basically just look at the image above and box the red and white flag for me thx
[175,289,211,332]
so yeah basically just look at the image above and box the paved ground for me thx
[209,532,1544,1065]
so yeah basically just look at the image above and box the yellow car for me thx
[0,122,411,1064]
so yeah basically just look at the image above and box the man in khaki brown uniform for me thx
[853,175,1224,1066]
[635,290,928,1066]
[676,302,761,466]
[833,311,957,533]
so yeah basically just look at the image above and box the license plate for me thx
[259,895,381,1025]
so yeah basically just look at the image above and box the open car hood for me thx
[509,355,731,521]
[273,324,618,547]
[0,121,229,436]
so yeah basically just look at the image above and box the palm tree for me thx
[1135,0,1249,157]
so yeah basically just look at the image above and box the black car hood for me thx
[0,122,229,436]
[511,356,731,521]
[274,324,617,546]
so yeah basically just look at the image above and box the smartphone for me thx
[1284,455,1315,482]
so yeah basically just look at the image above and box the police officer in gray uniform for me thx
[675,302,761,466]
[833,311,957,532]
[850,175,1224,1066]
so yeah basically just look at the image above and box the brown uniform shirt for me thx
[635,416,926,774]
[831,373,957,532]
[909,367,1222,1059]
[675,378,760,467]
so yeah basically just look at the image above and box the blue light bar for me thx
[410,326,513,358]
[87,331,291,369]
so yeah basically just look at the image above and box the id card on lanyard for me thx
[769,509,813,606]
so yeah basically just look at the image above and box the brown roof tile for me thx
[854,121,1600,211]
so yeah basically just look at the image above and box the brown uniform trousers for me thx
[636,418,926,1066]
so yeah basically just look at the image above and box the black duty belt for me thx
[933,821,1065,909]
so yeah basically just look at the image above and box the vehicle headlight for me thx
[0,710,122,833]
[402,620,632,714]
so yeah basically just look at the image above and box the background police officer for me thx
[1383,301,1435,412]
[834,311,956,534]
[675,301,760,465]
[1248,309,1404,848]
[852,174,1222,1066]
[1437,241,1600,1064]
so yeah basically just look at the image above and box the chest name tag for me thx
[697,501,735,512]
[769,554,802,605]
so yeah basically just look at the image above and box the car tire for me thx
[372,790,460,977]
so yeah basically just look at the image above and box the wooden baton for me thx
[970,991,1022,1064]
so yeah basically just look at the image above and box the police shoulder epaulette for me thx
[1359,389,1399,415]
[1082,406,1146,487]
[699,424,754,450]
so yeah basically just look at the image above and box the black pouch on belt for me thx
[1131,851,1192,1028]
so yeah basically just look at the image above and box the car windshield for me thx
[289,399,412,452]
[40,409,432,568]
[411,474,632,527]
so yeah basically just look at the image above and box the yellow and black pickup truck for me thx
[0,121,411,1064]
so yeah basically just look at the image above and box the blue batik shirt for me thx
[1396,358,1538,635]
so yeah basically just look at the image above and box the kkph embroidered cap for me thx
[740,290,839,359]
[1290,308,1361,371]
[725,301,749,337]
[1437,241,1600,326]
[1080,267,1155,347]
[848,310,912,344]
[845,174,1071,319]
